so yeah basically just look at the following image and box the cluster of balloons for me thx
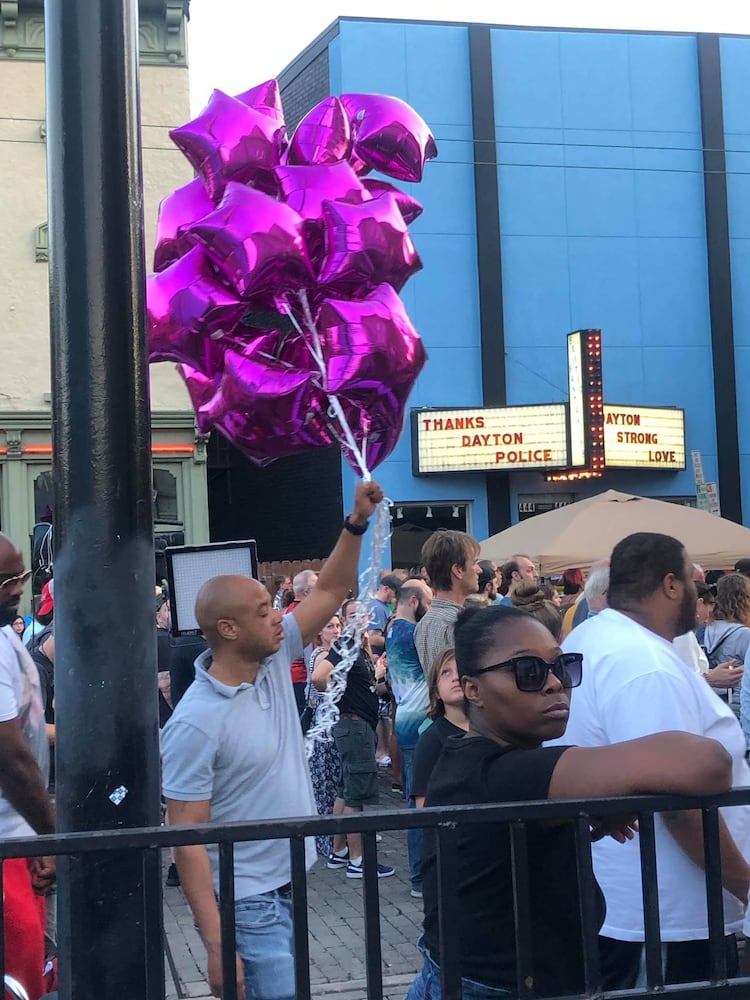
[147,80,436,473]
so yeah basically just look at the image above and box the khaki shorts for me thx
[332,717,379,807]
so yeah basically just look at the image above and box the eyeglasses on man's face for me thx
[0,571,32,593]
[472,652,583,692]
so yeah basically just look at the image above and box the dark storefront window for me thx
[390,502,469,570]
[153,468,179,524]
[33,469,55,524]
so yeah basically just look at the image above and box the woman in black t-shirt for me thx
[406,605,733,1000]
[412,648,468,807]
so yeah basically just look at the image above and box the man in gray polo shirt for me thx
[161,480,384,1000]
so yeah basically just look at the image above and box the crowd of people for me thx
[159,499,750,1000]
[6,494,750,998]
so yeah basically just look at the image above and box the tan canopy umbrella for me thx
[480,489,750,575]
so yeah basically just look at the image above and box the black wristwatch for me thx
[343,515,368,536]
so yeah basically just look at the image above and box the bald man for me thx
[161,481,384,1000]
[0,534,55,998]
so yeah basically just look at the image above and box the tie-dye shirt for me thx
[386,618,429,750]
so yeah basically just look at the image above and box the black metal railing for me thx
[3,789,750,1000]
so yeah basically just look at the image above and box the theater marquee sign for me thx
[603,405,685,469]
[412,405,569,474]
[412,331,686,477]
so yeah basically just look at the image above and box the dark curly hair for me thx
[713,573,750,625]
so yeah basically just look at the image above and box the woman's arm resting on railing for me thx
[549,731,732,800]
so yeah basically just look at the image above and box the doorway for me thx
[389,502,470,570]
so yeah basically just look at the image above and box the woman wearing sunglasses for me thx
[406,604,732,1000]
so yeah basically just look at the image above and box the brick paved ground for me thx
[164,770,423,999]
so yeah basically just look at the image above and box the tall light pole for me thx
[44,1,164,996]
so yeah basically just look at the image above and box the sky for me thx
[187,0,750,112]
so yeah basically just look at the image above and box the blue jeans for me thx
[405,938,512,1000]
[234,891,295,1000]
[400,746,424,890]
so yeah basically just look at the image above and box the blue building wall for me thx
[331,20,490,541]
[491,28,717,511]
[299,19,749,538]
[721,36,750,522]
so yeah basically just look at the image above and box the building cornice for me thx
[0,409,197,428]
[0,1,188,66]
[0,410,206,463]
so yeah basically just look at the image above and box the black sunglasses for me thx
[472,652,583,692]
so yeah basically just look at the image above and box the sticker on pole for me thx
[109,785,128,806]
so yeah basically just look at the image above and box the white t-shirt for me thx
[558,608,750,941]
[0,626,49,838]
[673,631,709,675]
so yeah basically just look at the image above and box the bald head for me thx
[0,533,25,627]
[194,575,285,666]
[195,576,266,642]
[0,533,21,571]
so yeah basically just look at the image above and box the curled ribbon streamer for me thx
[304,496,392,755]
[281,291,372,482]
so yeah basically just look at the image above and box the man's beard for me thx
[415,601,428,622]
[0,602,19,628]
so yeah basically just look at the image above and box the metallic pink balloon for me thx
[274,160,367,266]
[153,178,216,272]
[274,160,366,218]
[340,93,438,182]
[178,364,221,436]
[170,89,287,200]
[286,97,351,166]
[362,178,423,225]
[316,283,427,471]
[187,182,314,298]
[318,192,422,295]
[202,333,332,465]
[235,79,284,120]
[147,246,246,368]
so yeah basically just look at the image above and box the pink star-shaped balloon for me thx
[316,283,427,472]
[202,333,332,465]
[362,179,423,225]
[153,178,216,272]
[187,182,314,299]
[147,246,246,368]
[170,89,287,200]
[286,96,351,166]
[235,79,284,121]
[317,193,422,295]
[340,93,437,182]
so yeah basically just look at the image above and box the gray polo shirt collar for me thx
[193,649,269,700]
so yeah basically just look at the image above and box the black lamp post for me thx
[44,1,164,997]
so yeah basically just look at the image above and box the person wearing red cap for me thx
[38,581,54,617]
[22,580,54,650]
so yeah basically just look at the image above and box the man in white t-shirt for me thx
[558,531,750,988]
[0,533,55,993]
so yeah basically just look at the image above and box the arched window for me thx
[33,470,54,523]
[153,468,179,523]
